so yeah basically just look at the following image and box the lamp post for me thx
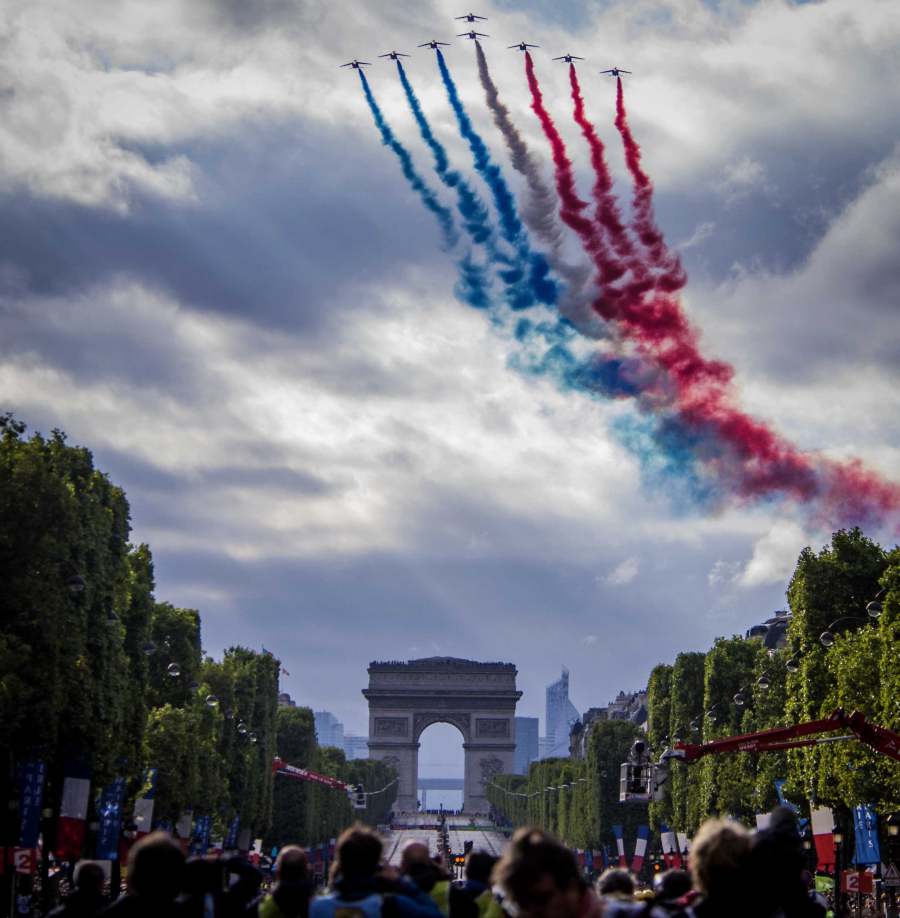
[833,827,845,918]
[887,815,899,918]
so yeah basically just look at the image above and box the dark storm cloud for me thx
[0,114,452,335]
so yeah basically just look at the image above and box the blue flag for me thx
[853,805,880,865]
[18,760,47,848]
[96,777,127,860]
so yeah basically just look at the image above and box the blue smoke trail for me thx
[434,50,558,309]
[358,70,458,248]
[397,61,496,250]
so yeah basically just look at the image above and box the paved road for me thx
[382,815,507,865]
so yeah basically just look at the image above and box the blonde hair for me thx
[689,818,750,899]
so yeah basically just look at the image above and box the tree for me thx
[268,706,317,849]
[646,664,672,829]
[668,652,705,832]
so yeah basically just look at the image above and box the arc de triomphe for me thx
[363,657,521,813]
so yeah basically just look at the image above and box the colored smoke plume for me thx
[475,41,596,332]
[613,77,686,292]
[397,60,516,310]
[435,49,557,310]
[357,70,457,249]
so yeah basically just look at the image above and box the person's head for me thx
[330,824,383,882]
[126,831,185,902]
[275,846,309,884]
[689,818,750,901]
[492,827,585,918]
[596,867,635,900]
[465,851,497,885]
[181,857,219,898]
[749,807,807,913]
[655,869,692,902]
[73,862,105,897]
[399,840,431,874]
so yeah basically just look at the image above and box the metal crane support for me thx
[671,709,900,764]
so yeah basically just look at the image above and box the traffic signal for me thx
[454,855,466,866]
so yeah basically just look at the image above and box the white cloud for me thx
[605,557,640,586]
[708,559,741,588]
[737,521,809,588]
[582,634,599,646]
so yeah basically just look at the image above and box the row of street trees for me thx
[488,528,899,853]
[0,416,394,861]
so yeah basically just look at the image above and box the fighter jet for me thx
[456,12,487,21]
[552,53,583,63]
[419,39,451,49]
[378,51,410,60]
[340,60,371,69]
[600,67,632,77]
[457,30,489,40]
[508,41,539,51]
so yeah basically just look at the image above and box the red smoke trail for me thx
[614,77,686,293]
[568,65,637,268]
[565,72,900,524]
[524,52,626,287]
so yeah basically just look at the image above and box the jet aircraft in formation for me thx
[342,17,632,75]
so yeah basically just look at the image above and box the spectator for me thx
[309,824,439,917]
[595,868,639,917]
[649,869,693,915]
[174,856,220,918]
[492,827,601,918]
[748,808,826,918]
[449,851,501,918]
[220,855,265,918]
[103,831,185,917]
[251,846,313,918]
[399,841,449,915]
[49,862,106,918]
[687,818,751,918]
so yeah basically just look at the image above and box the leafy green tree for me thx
[268,706,317,848]
[646,664,672,829]
[669,652,706,832]
[784,529,887,801]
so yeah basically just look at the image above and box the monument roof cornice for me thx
[368,657,517,673]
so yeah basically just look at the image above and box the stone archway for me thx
[363,658,521,813]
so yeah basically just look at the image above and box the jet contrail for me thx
[435,49,557,310]
[358,70,458,249]
[474,41,596,330]
[613,77,686,293]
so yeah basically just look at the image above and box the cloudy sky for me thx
[3,0,900,774]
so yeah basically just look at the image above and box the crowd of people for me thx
[39,806,835,918]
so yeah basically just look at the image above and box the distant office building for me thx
[543,668,580,759]
[538,736,554,760]
[314,710,345,748]
[277,692,297,708]
[514,716,539,774]
[343,734,369,760]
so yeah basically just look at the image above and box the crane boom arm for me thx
[673,709,900,764]
[272,756,353,791]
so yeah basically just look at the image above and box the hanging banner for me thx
[660,824,679,869]
[676,832,690,863]
[224,816,240,850]
[810,806,835,872]
[852,805,880,866]
[96,778,127,861]
[756,813,772,831]
[56,766,92,861]
[17,761,47,849]
[592,849,605,871]
[175,811,193,840]
[190,816,211,856]
[133,768,157,837]
[631,825,649,874]
[612,825,626,868]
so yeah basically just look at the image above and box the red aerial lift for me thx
[621,709,900,803]
[272,757,367,808]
